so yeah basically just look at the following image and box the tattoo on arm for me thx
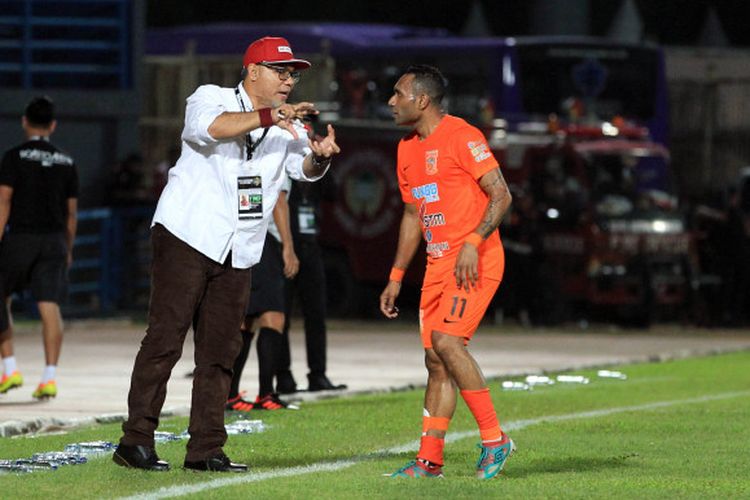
[476,168,512,239]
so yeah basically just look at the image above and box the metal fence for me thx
[64,205,153,316]
[0,0,133,89]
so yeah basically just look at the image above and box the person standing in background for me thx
[277,178,347,393]
[0,96,78,400]
[225,179,301,412]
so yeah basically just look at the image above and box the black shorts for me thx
[0,232,68,303]
[246,234,285,316]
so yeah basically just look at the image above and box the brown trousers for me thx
[120,224,251,461]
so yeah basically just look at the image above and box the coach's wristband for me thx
[258,108,274,128]
[389,267,405,283]
[464,232,483,248]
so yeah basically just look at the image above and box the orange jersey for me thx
[397,115,504,280]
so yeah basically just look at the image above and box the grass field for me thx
[1,350,749,499]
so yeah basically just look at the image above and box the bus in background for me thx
[144,24,689,324]
[326,31,669,144]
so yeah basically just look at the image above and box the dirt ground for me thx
[1,318,749,436]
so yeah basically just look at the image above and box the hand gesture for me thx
[309,125,341,159]
[273,102,318,139]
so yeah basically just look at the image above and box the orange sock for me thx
[417,436,445,466]
[461,388,503,443]
[417,415,450,466]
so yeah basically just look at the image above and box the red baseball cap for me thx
[243,36,311,69]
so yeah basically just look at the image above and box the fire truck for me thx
[495,121,693,325]
[304,26,689,323]
[321,116,694,324]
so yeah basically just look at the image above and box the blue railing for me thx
[0,0,132,89]
[65,205,153,315]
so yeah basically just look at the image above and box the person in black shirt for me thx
[0,96,78,399]
[278,179,346,392]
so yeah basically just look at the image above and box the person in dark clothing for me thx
[107,153,150,205]
[277,179,347,393]
[225,183,300,412]
[497,187,543,327]
[0,96,78,399]
[724,186,750,325]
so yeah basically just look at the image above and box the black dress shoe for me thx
[112,443,170,471]
[307,373,348,392]
[184,453,248,473]
[276,370,298,395]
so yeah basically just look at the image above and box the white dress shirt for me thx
[266,174,292,244]
[153,83,327,268]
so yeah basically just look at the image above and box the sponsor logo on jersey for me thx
[426,241,450,258]
[425,229,433,242]
[19,148,73,167]
[467,141,491,163]
[411,182,439,203]
[422,212,446,228]
[425,149,438,175]
[418,201,446,229]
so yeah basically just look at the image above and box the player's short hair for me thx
[405,64,447,104]
[24,96,55,127]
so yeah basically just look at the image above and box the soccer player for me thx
[0,96,78,400]
[379,65,514,479]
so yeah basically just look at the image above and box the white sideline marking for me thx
[120,390,750,500]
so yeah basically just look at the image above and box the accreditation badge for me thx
[297,204,317,234]
[238,176,262,219]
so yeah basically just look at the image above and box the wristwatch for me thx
[312,154,331,169]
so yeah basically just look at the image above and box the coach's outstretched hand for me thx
[274,102,318,139]
[309,124,341,159]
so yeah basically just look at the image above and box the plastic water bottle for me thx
[501,381,531,391]
[154,431,183,442]
[556,375,590,384]
[597,369,627,380]
[525,375,555,386]
[64,441,114,458]
[0,460,33,474]
[10,459,58,471]
[225,420,266,435]
[30,452,87,465]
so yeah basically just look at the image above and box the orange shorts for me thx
[419,273,500,349]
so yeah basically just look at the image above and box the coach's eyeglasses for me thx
[259,63,301,84]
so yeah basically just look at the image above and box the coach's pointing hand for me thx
[303,125,340,177]
[309,124,341,159]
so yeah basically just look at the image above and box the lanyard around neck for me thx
[235,85,269,161]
